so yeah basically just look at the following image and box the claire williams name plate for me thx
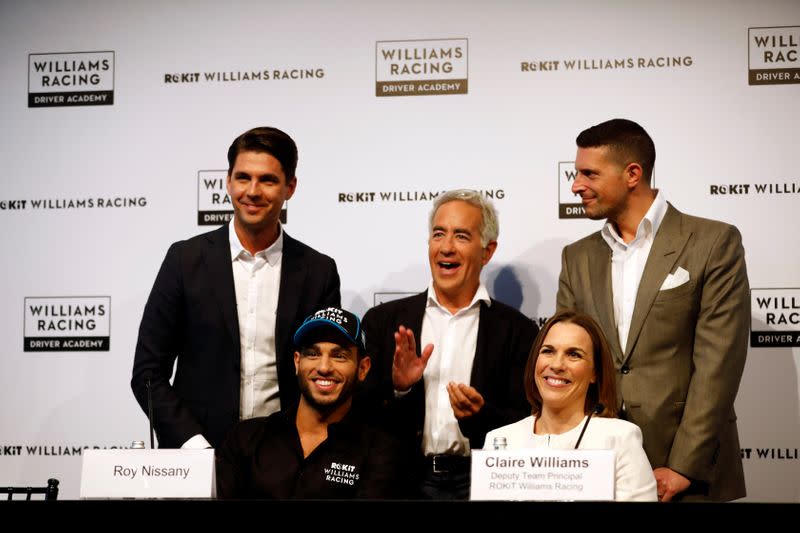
[470,449,615,501]
[80,449,215,499]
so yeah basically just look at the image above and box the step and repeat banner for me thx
[1,0,798,500]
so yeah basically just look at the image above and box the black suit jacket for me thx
[361,291,538,454]
[131,225,340,448]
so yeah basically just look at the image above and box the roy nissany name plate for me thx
[80,449,215,499]
[470,449,614,501]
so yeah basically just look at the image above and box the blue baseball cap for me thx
[293,307,366,354]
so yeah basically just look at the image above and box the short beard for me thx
[584,208,607,221]
[297,375,359,414]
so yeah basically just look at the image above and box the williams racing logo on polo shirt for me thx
[323,461,360,486]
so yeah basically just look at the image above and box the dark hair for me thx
[226,126,298,179]
[524,310,618,418]
[576,118,656,184]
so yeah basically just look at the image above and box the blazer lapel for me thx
[205,226,240,354]
[401,292,427,339]
[392,290,427,378]
[588,236,623,361]
[470,300,493,389]
[275,233,307,368]
[394,291,429,431]
[624,205,691,361]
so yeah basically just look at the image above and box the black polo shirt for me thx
[216,405,408,499]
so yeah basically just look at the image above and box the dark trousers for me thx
[418,455,471,500]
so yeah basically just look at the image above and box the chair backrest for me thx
[1,478,59,500]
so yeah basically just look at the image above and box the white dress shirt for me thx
[601,191,667,352]
[484,415,658,501]
[182,223,283,450]
[229,221,282,421]
[420,281,490,456]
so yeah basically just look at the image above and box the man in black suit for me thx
[131,126,340,449]
[362,189,538,499]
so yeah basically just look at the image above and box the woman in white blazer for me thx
[483,310,657,502]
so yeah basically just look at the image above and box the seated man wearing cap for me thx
[215,307,408,499]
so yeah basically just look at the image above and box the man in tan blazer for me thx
[557,119,749,502]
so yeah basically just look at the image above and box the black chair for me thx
[1,478,59,500]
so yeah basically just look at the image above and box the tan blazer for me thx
[557,204,749,501]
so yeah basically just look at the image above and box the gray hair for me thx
[428,189,499,247]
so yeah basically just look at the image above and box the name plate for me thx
[470,449,615,501]
[80,449,216,499]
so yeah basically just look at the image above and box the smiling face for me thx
[294,340,370,415]
[534,321,596,418]
[226,150,296,243]
[572,146,631,222]
[428,200,496,312]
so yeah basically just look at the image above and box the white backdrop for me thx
[1,0,798,500]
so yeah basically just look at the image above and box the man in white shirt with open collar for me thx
[362,189,538,499]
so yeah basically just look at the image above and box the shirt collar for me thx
[601,189,667,248]
[426,280,491,314]
[228,221,284,266]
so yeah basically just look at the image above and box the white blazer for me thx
[484,415,657,502]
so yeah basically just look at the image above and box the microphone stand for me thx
[146,375,155,449]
